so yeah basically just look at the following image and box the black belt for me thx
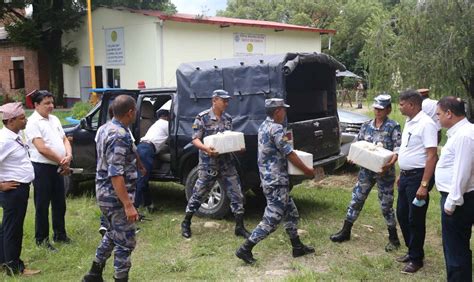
[400,168,424,176]
[141,141,156,153]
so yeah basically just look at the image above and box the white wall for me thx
[63,8,322,99]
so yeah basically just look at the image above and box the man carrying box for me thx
[330,94,402,252]
[181,89,250,239]
[235,98,316,264]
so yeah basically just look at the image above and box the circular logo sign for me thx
[111,31,118,42]
[246,43,253,53]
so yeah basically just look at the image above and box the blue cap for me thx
[265,98,290,109]
[212,89,231,99]
[372,94,391,109]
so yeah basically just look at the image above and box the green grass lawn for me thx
[2,175,465,281]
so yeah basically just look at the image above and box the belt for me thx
[140,141,156,153]
[400,168,424,176]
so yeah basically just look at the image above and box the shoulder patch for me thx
[118,128,126,135]
[197,109,210,117]
[192,124,198,129]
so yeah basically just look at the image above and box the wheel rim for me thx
[201,183,222,210]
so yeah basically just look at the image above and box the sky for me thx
[170,0,228,16]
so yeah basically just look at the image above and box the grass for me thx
[2,172,468,281]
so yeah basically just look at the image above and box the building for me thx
[62,7,336,106]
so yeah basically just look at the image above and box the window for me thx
[106,69,121,88]
[9,60,25,89]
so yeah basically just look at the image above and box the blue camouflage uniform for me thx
[185,107,244,215]
[345,118,402,227]
[94,118,137,279]
[248,116,300,243]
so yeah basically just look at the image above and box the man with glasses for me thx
[25,90,73,251]
[0,102,40,276]
[396,89,438,274]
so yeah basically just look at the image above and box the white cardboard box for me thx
[288,150,313,175]
[203,131,245,154]
[348,141,394,173]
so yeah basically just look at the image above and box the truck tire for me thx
[184,166,230,219]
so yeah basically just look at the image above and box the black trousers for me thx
[441,191,474,282]
[396,169,429,265]
[32,162,67,242]
[0,183,29,274]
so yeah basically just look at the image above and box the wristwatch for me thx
[421,181,428,188]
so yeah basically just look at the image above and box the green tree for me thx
[1,0,175,106]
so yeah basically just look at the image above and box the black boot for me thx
[181,212,193,238]
[329,220,353,242]
[290,236,315,258]
[82,261,105,282]
[385,226,401,252]
[114,274,128,282]
[235,239,257,264]
[234,214,251,238]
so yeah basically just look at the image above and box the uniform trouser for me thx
[95,206,136,279]
[346,168,397,227]
[135,142,155,208]
[185,164,244,215]
[396,169,429,265]
[248,185,299,244]
[440,191,473,282]
[0,183,29,274]
[32,162,67,242]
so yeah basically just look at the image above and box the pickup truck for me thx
[64,52,347,218]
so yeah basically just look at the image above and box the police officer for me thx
[83,95,139,282]
[330,94,402,252]
[235,98,315,264]
[181,89,250,239]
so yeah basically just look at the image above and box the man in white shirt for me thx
[435,96,474,282]
[396,89,438,274]
[0,102,40,276]
[25,90,73,251]
[135,102,170,211]
[418,88,442,142]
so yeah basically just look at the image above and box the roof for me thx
[108,7,336,35]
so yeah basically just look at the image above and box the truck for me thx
[64,52,347,218]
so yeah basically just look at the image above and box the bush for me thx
[71,101,93,119]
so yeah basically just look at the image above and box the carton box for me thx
[203,131,245,154]
[348,141,394,173]
[288,150,313,175]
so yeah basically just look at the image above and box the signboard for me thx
[233,33,266,57]
[105,28,125,65]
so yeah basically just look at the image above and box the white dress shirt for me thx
[398,111,438,170]
[25,111,66,165]
[422,98,441,130]
[140,119,169,153]
[435,118,474,212]
[0,127,34,183]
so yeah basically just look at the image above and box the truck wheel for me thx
[184,166,230,219]
[63,175,80,196]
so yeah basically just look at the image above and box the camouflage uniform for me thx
[248,117,299,243]
[94,118,137,278]
[345,118,401,227]
[185,107,244,215]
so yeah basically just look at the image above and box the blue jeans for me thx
[441,191,473,282]
[135,142,155,208]
[396,169,429,265]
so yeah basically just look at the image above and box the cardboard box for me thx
[348,141,394,173]
[288,150,313,175]
[203,131,245,154]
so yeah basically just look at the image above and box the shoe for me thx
[53,235,72,244]
[396,254,410,263]
[21,268,41,276]
[290,237,315,258]
[329,220,353,243]
[82,261,105,282]
[235,239,257,264]
[401,261,423,274]
[36,240,58,252]
[181,220,191,238]
[234,214,251,239]
[385,226,401,252]
[99,226,107,237]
